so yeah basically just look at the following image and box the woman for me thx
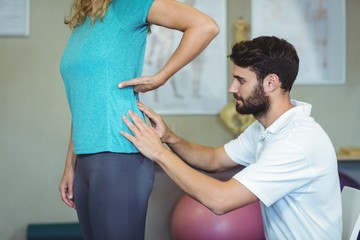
[58,0,219,239]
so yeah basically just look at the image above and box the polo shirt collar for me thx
[260,99,312,135]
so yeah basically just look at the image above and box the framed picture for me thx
[0,0,30,37]
[140,0,227,115]
[251,0,346,85]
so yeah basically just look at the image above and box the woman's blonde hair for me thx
[65,0,112,29]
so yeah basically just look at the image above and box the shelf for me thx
[337,155,360,161]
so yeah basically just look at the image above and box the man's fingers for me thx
[138,101,152,115]
[121,114,148,148]
[122,112,145,135]
[137,101,159,121]
[122,115,137,133]
[121,130,135,143]
[128,110,147,127]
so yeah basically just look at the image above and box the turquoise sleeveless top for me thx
[60,0,154,154]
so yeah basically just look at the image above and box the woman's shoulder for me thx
[111,0,154,18]
[111,0,154,10]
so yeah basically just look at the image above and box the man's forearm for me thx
[155,147,226,212]
[154,147,256,215]
[166,132,218,172]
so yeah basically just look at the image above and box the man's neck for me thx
[257,98,293,129]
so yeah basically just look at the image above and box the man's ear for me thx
[263,74,280,92]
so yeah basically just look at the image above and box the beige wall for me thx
[0,0,359,239]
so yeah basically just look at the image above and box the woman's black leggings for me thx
[74,152,155,240]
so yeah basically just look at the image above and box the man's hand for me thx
[137,101,174,143]
[121,110,168,162]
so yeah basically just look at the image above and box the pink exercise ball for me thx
[171,194,265,240]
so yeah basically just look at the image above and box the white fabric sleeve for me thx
[232,141,314,207]
[224,121,260,166]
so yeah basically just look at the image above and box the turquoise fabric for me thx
[60,0,154,154]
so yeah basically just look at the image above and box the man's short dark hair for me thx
[228,36,299,91]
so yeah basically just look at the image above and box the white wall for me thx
[0,0,359,239]
[0,1,76,239]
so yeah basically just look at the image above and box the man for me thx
[121,36,342,239]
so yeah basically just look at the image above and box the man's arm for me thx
[121,110,258,215]
[137,101,237,172]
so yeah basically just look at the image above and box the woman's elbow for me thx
[204,18,220,39]
[191,16,219,40]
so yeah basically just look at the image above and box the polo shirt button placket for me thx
[256,131,269,159]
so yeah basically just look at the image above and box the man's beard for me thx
[234,83,270,118]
